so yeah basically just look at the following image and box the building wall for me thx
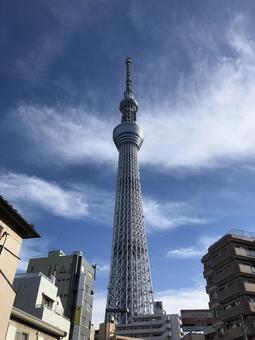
[27,251,95,340]
[0,221,22,339]
[6,322,58,340]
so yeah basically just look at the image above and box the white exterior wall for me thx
[41,307,70,340]
[36,275,58,305]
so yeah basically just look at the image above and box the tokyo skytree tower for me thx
[106,58,154,324]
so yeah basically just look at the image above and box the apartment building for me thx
[26,250,95,340]
[0,196,40,339]
[202,230,255,340]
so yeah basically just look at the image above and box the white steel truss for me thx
[106,58,154,324]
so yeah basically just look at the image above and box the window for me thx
[15,331,29,340]
[214,309,221,319]
[42,294,53,309]
[248,249,255,257]
[210,290,218,300]
[218,328,224,337]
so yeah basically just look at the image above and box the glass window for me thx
[42,294,53,309]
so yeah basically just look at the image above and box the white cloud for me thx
[0,170,203,230]
[92,291,107,329]
[15,105,114,165]
[0,172,88,219]
[13,19,255,171]
[167,236,218,258]
[91,285,210,329]
[144,198,206,231]
[18,238,52,272]
[155,284,209,314]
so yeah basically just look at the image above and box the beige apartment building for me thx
[0,195,40,339]
[202,230,255,340]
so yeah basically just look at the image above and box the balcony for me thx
[210,247,235,268]
[221,299,255,320]
[214,264,238,285]
[223,326,245,340]
[218,280,255,303]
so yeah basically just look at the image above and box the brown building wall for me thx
[202,232,255,340]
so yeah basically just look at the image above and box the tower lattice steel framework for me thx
[106,58,154,324]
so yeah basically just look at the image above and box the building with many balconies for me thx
[202,230,255,340]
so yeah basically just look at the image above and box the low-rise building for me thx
[6,306,67,340]
[180,309,213,334]
[0,196,40,339]
[202,229,255,340]
[13,272,70,339]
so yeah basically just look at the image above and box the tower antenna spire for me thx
[120,57,138,122]
[125,57,133,98]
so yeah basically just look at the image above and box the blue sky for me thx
[2,0,255,326]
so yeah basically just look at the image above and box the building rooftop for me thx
[0,195,40,239]
[15,271,55,284]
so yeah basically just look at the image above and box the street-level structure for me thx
[0,196,40,339]
[13,272,70,339]
[6,306,67,340]
[27,250,95,340]
[202,230,255,340]
[180,309,213,334]
[106,57,154,324]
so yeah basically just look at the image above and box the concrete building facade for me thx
[27,250,95,340]
[6,306,67,340]
[0,196,40,339]
[202,230,255,340]
[13,272,70,339]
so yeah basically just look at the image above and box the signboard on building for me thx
[181,309,213,333]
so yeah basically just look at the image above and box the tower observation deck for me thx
[106,58,154,324]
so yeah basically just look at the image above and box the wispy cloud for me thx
[0,170,115,225]
[0,171,88,219]
[144,198,206,231]
[166,236,218,258]
[15,105,114,165]
[13,17,255,171]
[18,238,52,272]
